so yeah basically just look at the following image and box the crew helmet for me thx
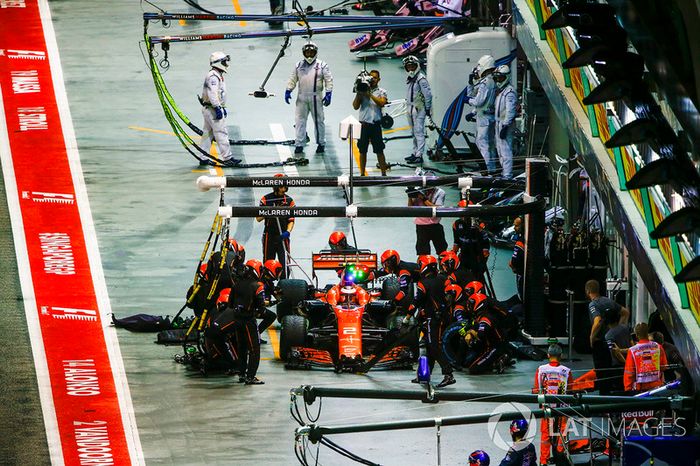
[467,293,489,314]
[464,280,484,297]
[380,249,400,271]
[439,250,460,273]
[216,288,231,306]
[329,231,348,250]
[210,51,230,72]
[475,54,495,77]
[244,259,263,280]
[444,283,463,304]
[468,450,490,466]
[493,64,511,88]
[303,41,318,64]
[263,259,283,280]
[403,55,420,78]
[227,239,246,264]
[417,255,438,276]
[510,418,529,441]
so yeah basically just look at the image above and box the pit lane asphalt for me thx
[5,1,588,464]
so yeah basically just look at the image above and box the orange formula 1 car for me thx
[277,251,417,372]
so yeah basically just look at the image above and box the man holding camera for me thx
[352,69,389,176]
[408,171,448,255]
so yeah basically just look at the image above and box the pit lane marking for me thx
[270,123,298,176]
[267,327,280,360]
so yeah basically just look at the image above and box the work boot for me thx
[259,338,268,345]
[198,159,216,166]
[436,374,456,388]
[238,376,246,383]
[315,145,325,154]
[404,154,416,161]
[245,376,265,385]
[405,155,423,164]
[221,158,242,167]
[411,377,420,383]
[294,146,304,154]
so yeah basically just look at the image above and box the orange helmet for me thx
[464,280,484,297]
[444,283,463,303]
[380,249,400,271]
[457,199,474,208]
[467,292,489,314]
[245,259,263,280]
[227,239,246,263]
[263,259,283,280]
[329,231,348,250]
[216,288,231,305]
[439,250,460,272]
[417,255,438,276]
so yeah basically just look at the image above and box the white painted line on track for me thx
[270,123,299,176]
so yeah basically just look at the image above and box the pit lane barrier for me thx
[195,174,524,192]
[292,387,691,442]
[217,200,546,221]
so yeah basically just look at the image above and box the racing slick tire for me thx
[276,279,308,321]
[280,315,308,361]
[381,277,414,310]
[442,321,470,370]
[380,276,400,301]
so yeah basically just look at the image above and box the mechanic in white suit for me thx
[403,55,433,165]
[493,64,518,178]
[198,51,240,166]
[466,54,497,174]
[285,42,333,155]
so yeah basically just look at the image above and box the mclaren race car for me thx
[275,251,417,372]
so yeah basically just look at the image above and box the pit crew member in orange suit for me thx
[623,322,667,393]
[533,344,573,465]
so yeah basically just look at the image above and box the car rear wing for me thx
[312,249,377,273]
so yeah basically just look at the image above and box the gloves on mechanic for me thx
[465,112,476,123]
[402,314,411,326]
[458,325,468,337]
[499,124,510,140]
[280,231,291,240]
[214,106,225,120]
[284,89,292,104]
[322,91,332,107]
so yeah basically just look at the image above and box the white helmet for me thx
[210,51,230,72]
[302,42,318,64]
[494,64,510,88]
[475,54,495,77]
[403,55,420,78]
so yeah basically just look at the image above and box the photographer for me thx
[352,69,388,176]
[408,171,448,255]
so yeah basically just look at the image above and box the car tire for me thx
[380,276,400,300]
[442,321,469,370]
[280,315,307,361]
[276,279,308,321]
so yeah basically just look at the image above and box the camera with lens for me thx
[353,71,373,93]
